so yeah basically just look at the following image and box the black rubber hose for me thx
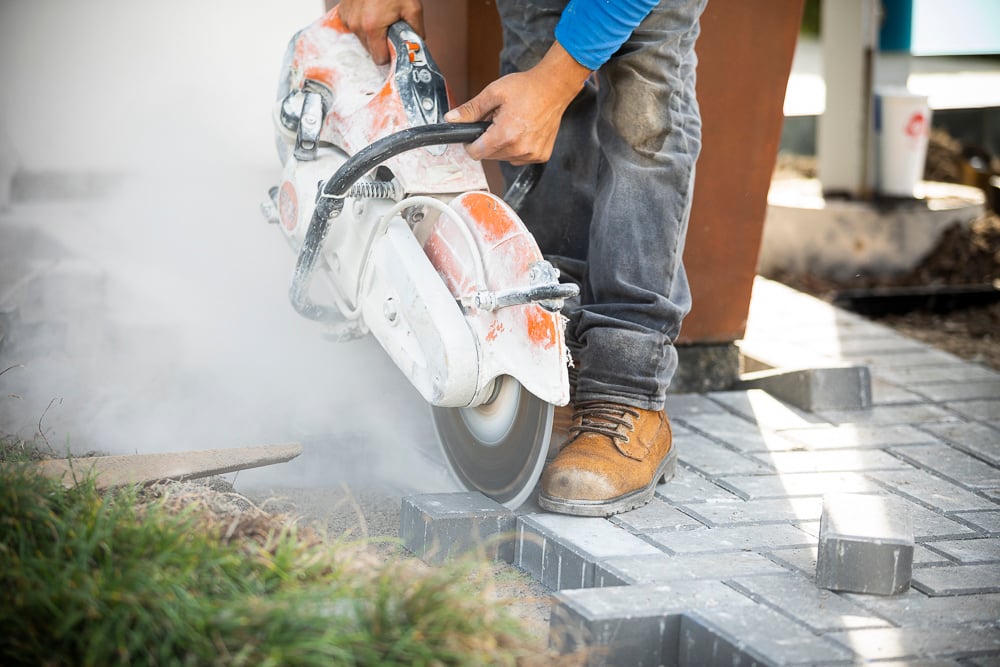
[321,122,490,199]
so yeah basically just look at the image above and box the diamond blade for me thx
[431,376,553,509]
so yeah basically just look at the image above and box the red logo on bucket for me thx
[905,111,928,138]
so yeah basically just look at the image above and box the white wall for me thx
[0,0,322,174]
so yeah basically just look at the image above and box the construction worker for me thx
[337,0,706,516]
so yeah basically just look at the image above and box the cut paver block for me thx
[400,492,515,565]
[34,443,302,490]
[514,513,660,590]
[736,364,872,411]
[816,494,914,595]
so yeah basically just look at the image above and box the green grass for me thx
[0,459,542,666]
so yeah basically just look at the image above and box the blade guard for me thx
[421,191,572,407]
[285,8,486,195]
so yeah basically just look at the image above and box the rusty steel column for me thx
[671,0,803,391]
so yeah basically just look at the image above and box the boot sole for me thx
[537,444,678,518]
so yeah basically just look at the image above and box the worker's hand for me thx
[338,0,425,65]
[444,41,591,165]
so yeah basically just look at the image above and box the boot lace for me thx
[569,401,639,444]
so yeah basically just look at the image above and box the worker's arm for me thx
[337,0,424,65]
[444,42,590,165]
[445,0,659,164]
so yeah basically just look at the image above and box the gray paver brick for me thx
[967,656,1000,667]
[549,580,749,666]
[644,524,815,555]
[597,551,788,585]
[827,626,1000,661]
[608,498,704,533]
[844,590,1000,627]
[953,510,1000,534]
[795,496,978,542]
[664,393,728,418]
[681,603,855,666]
[870,377,930,405]
[736,365,872,411]
[677,434,773,478]
[780,423,939,450]
[891,444,1000,489]
[654,466,742,505]
[678,497,823,528]
[866,467,999,512]
[925,537,1000,564]
[675,413,803,453]
[874,363,998,385]
[515,514,660,590]
[727,573,892,632]
[400,492,516,565]
[816,494,914,595]
[816,403,958,426]
[837,348,963,368]
[769,544,950,579]
[914,380,1000,401]
[919,421,1000,466]
[749,448,910,474]
[912,563,1000,595]
[945,399,1000,422]
[718,471,882,500]
[707,389,830,429]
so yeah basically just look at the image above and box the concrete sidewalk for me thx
[406,277,1000,665]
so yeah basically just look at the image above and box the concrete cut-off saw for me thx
[261,8,577,507]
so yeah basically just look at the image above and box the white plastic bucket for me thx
[874,88,931,197]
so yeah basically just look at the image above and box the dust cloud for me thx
[0,1,451,495]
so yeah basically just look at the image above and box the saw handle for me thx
[291,121,489,322]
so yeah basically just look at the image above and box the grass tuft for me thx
[0,462,549,666]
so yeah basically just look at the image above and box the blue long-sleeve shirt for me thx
[555,0,661,70]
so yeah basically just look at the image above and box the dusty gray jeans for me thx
[496,0,706,410]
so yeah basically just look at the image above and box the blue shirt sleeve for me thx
[554,0,661,70]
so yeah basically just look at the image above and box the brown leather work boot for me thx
[538,401,675,517]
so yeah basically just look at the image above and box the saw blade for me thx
[432,376,553,509]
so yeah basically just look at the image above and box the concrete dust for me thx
[0,171,454,497]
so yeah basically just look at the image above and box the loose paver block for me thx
[34,443,302,489]
[816,494,914,595]
[706,389,829,429]
[400,492,515,565]
[736,364,872,411]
